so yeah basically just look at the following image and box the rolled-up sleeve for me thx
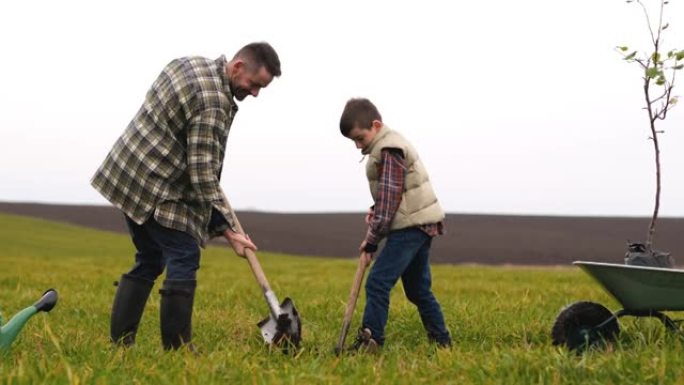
[365,148,406,247]
[187,108,225,201]
[187,107,235,231]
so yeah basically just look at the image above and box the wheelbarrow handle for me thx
[335,255,368,355]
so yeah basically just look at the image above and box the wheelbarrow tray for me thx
[574,261,684,312]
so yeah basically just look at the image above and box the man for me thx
[91,42,281,350]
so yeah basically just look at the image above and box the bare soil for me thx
[1,201,682,265]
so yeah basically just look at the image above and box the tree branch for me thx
[637,0,658,46]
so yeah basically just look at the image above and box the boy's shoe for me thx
[428,332,452,348]
[347,328,380,354]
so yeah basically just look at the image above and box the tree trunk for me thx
[644,79,661,250]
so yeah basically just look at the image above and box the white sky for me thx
[1,0,683,216]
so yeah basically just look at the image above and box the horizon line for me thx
[1,200,682,220]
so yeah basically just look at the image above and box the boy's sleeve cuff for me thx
[363,243,378,253]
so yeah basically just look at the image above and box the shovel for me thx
[334,255,368,355]
[230,214,301,352]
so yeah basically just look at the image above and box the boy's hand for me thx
[359,240,376,267]
[223,229,258,258]
[360,251,374,267]
[364,207,374,225]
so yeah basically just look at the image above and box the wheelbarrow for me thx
[552,261,684,351]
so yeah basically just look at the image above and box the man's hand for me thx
[364,207,374,225]
[223,229,258,257]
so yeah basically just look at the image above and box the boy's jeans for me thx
[124,216,201,281]
[362,228,450,345]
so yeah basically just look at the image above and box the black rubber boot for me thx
[159,279,196,350]
[110,274,154,346]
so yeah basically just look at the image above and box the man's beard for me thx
[229,82,249,101]
[234,88,249,101]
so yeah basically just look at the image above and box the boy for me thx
[339,98,451,351]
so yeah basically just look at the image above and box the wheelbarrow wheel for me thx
[551,301,619,351]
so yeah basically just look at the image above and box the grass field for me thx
[1,213,684,384]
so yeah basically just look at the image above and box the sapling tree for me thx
[617,0,683,251]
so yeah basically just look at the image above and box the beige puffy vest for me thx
[362,126,445,230]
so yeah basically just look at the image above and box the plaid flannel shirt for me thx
[91,55,238,245]
[365,149,444,250]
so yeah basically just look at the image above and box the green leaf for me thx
[646,67,661,78]
[652,52,661,62]
[670,97,678,105]
[674,64,684,70]
[676,51,684,61]
[656,76,666,86]
[618,46,629,52]
[625,51,637,60]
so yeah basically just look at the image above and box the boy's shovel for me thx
[230,214,301,352]
[334,255,368,355]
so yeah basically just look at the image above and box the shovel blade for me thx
[257,297,301,351]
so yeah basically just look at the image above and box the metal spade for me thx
[230,214,301,352]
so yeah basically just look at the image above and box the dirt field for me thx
[1,201,682,265]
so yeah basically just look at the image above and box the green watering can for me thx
[0,289,58,353]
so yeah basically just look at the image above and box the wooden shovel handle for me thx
[230,213,271,293]
[335,256,368,354]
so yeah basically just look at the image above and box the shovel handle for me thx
[218,193,282,319]
[230,213,272,294]
[335,256,368,355]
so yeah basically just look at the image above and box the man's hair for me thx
[234,42,281,77]
[339,98,383,137]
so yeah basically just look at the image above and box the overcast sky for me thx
[1,0,683,217]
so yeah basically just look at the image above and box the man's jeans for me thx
[124,216,200,281]
[362,228,450,345]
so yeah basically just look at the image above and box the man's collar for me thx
[216,55,239,112]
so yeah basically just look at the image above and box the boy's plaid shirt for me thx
[365,149,444,247]
[91,56,238,245]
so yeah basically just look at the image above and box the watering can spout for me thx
[33,289,58,313]
[0,289,58,353]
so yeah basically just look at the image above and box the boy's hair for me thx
[234,42,282,77]
[339,98,383,137]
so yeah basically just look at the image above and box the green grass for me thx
[1,212,684,384]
